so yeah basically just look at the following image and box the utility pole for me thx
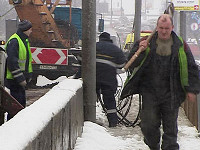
[134,0,142,42]
[120,0,122,16]
[180,11,186,41]
[82,0,96,122]
[110,0,113,25]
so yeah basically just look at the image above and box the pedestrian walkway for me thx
[74,95,200,150]
[74,73,200,150]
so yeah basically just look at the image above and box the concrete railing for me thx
[182,62,200,131]
[0,79,84,150]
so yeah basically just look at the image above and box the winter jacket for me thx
[96,38,126,88]
[5,29,32,85]
[120,31,200,107]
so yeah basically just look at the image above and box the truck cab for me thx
[123,30,152,51]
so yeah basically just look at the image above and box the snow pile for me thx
[0,78,82,150]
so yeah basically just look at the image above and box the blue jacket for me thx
[75,38,126,88]
[96,38,126,88]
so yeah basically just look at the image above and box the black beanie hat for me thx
[18,20,32,32]
[99,32,111,40]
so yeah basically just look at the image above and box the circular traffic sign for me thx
[191,23,198,31]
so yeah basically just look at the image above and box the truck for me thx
[7,0,82,86]
[123,30,152,51]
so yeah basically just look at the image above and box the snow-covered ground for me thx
[73,104,200,150]
[73,73,200,150]
[1,73,200,150]
[35,74,200,150]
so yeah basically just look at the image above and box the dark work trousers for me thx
[96,82,118,127]
[140,92,179,150]
[7,84,26,120]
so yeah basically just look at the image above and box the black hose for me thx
[98,73,141,128]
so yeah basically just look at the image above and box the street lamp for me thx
[121,0,122,16]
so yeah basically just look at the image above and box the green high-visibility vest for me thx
[125,37,188,91]
[5,33,33,79]
[178,37,189,90]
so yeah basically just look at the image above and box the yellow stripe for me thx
[97,54,113,59]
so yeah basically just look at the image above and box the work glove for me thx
[24,72,32,83]
[19,80,27,87]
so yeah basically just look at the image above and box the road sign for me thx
[191,22,199,30]
[171,0,199,11]
[31,47,68,65]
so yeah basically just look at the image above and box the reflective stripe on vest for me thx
[5,33,33,79]
[107,109,117,114]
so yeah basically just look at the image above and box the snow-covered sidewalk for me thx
[74,101,200,150]
[74,73,200,150]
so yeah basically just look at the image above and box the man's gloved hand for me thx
[19,80,27,87]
